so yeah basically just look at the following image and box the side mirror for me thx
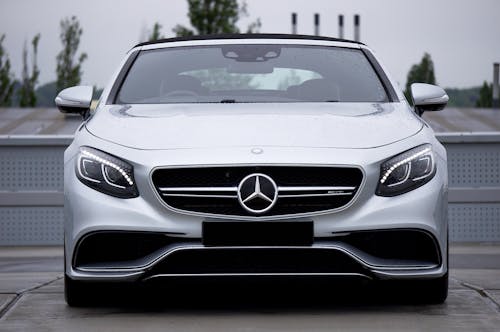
[55,86,93,118]
[411,83,448,115]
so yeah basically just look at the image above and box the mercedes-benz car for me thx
[56,34,449,306]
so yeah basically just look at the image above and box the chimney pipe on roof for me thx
[493,63,499,109]
[292,13,297,34]
[354,14,360,42]
[314,13,320,36]
[338,15,344,39]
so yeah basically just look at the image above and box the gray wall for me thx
[440,133,500,242]
[0,133,499,245]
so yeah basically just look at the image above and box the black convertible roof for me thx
[134,33,364,48]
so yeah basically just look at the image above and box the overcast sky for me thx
[1,0,499,89]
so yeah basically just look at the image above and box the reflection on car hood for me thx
[86,103,422,150]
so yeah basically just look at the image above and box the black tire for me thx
[65,275,91,307]
[419,230,450,304]
[64,243,89,307]
[382,272,448,304]
[421,272,448,304]
[417,230,449,304]
[406,272,449,304]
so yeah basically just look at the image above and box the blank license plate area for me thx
[202,221,313,246]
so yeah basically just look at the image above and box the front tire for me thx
[420,272,448,304]
[402,272,448,304]
[417,230,448,304]
[65,275,90,307]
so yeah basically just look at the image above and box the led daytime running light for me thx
[81,149,134,186]
[380,147,431,184]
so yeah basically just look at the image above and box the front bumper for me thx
[67,227,445,282]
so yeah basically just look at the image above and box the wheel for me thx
[423,272,448,304]
[417,230,449,304]
[64,243,89,307]
[381,272,448,304]
[408,273,449,304]
[65,275,90,307]
[419,231,450,304]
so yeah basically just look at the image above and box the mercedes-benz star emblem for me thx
[237,173,278,214]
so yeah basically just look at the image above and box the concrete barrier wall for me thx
[0,133,499,245]
[0,136,70,245]
[437,133,500,242]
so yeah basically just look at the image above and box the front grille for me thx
[151,166,363,217]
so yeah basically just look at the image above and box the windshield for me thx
[115,44,389,104]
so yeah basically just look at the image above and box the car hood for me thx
[86,103,422,150]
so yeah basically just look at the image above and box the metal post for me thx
[338,15,344,39]
[314,13,320,36]
[354,14,360,42]
[494,63,500,109]
[292,13,297,34]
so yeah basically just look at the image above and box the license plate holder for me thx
[202,221,313,246]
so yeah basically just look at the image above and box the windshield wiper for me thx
[220,99,237,103]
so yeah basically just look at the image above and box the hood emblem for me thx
[237,173,278,214]
[251,147,264,155]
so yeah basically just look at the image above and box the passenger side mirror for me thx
[55,86,93,118]
[410,83,448,115]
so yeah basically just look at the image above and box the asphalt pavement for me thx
[0,244,500,331]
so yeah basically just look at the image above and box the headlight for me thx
[75,146,139,198]
[376,144,436,197]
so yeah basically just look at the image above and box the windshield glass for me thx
[116,44,389,104]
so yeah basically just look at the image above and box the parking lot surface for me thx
[0,244,500,331]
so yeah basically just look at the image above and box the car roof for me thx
[134,33,364,48]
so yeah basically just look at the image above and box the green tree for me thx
[19,34,40,107]
[172,0,260,91]
[148,22,164,41]
[173,0,261,36]
[404,53,436,102]
[0,34,15,106]
[56,16,87,93]
[34,81,57,107]
[476,81,492,108]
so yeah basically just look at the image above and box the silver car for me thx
[57,34,449,306]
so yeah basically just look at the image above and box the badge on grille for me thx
[237,173,278,214]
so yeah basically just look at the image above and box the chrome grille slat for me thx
[278,186,356,191]
[159,187,238,192]
[159,187,239,198]
[162,193,238,198]
[279,192,353,198]
[159,186,356,199]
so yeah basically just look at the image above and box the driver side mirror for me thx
[410,83,449,115]
[55,86,93,118]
